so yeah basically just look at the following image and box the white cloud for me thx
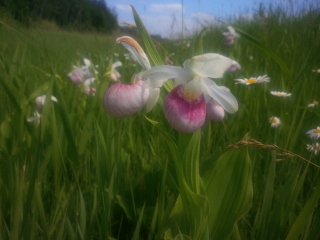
[149,4,182,12]
[116,4,131,11]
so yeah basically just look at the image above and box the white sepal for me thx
[183,53,233,78]
[116,36,151,70]
[201,77,238,113]
[143,66,193,88]
[146,88,160,113]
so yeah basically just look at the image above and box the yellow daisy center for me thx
[278,93,283,96]
[317,70,320,73]
[183,88,199,100]
[272,118,277,123]
[247,78,257,84]
[314,129,320,133]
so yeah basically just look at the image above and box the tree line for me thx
[0,0,118,33]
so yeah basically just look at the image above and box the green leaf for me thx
[193,27,209,57]
[183,129,201,194]
[27,81,50,102]
[53,77,78,162]
[132,203,145,240]
[285,181,320,240]
[203,147,253,239]
[256,159,275,240]
[9,167,25,240]
[34,183,49,240]
[233,26,291,79]
[131,5,163,66]
[79,188,86,238]
[131,5,173,92]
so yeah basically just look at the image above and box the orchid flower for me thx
[81,58,98,80]
[223,26,240,46]
[110,61,122,82]
[84,78,96,96]
[68,58,98,85]
[103,36,161,117]
[143,53,238,133]
[35,95,58,113]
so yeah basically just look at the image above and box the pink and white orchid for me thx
[103,36,161,117]
[143,54,238,133]
[68,58,98,85]
[223,26,240,46]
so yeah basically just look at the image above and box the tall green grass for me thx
[1,3,320,239]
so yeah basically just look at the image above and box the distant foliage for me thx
[0,0,118,32]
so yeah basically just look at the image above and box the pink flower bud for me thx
[206,101,225,122]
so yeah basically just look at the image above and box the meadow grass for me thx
[0,4,320,239]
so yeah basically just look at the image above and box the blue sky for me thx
[106,0,299,38]
[106,0,264,38]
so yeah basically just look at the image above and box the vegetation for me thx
[0,0,118,32]
[0,3,320,239]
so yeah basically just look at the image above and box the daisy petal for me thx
[201,77,238,113]
[183,53,233,78]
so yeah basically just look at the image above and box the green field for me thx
[1,5,320,240]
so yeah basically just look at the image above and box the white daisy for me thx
[306,127,320,140]
[308,100,318,108]
[269,116,281,128]
[270,91,291,97]
[307,142,320,155]
[312,69,320,73]
[235,75,270,85]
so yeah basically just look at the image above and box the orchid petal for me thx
[84,58,91,67]
[227,26,236,35]
[112,61,122,69]
[146,88,160,113]
[201,77,238,113]
[143,66,193,88]
[50,96,58,102]
[116,36,151,70]
[84,78,95,86]
[183,54,233,78]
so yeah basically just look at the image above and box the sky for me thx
[105,0,276,38]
